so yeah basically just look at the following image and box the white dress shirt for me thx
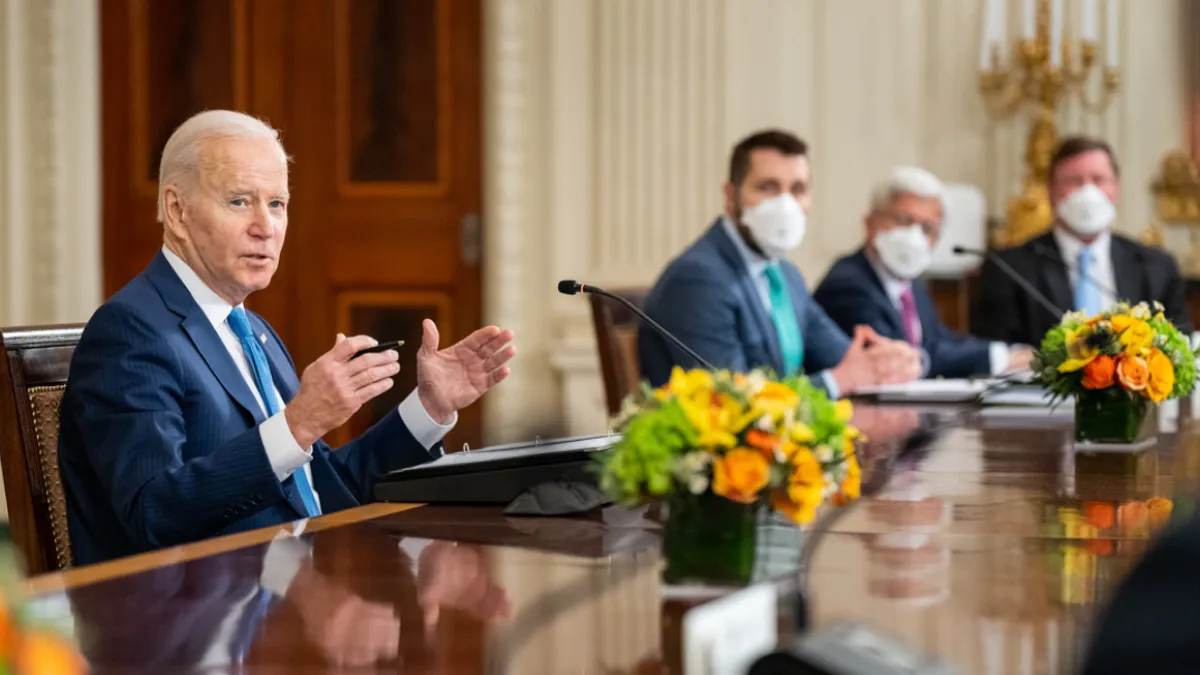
[1053,228,1117,311]
[719,218,842,396]
[865,254,1010,376]
[162,247,455,511]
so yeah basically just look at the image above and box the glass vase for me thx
[1074,388,1151,444]
[661,491,757,586]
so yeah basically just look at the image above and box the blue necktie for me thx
[1075,247,1102,315]
[227,307,321,517]
[763,264,804,376]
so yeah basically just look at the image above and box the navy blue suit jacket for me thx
[813,250,992,379]
[58,252,437,565]
[639,220,851,387]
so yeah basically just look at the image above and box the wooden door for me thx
[101,0,484,449]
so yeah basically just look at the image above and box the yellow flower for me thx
[835,399,853,422]
[779,441,807,461]
[678,388,748,448]
[832,455,862,506]
[1058,326,1099,373]
[774,450,825,524]
[752,382,800,418]
[1109,314,1133,333]
[788,422,816,444]
[712,448,770,503]
[1147,348,1176,403]
[1118,319,1154,357]
[666,367,713,398]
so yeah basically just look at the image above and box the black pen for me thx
[352,340,404,359]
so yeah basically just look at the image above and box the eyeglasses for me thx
[883,212,940,239]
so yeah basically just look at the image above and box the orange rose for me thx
[1083,501,1114,529]
[711,448,770,503]
[1146,348,1176,403]
[1082,355,1116,390]
[1115,354,1149,391]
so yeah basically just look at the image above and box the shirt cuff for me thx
[988,342,1010,376]
[398,538,433,565]
[818,370,841,399]
[260,531,312,597]
[260,411,312,482]
[397,389,456,453]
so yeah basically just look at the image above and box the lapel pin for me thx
[260,334,267,344]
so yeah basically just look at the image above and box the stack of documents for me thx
[855,379,989,403]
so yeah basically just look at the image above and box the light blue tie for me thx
[763,264,804,376]
[227,307,321,517]
[1075,247,1102,315]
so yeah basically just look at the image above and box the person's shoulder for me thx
[815,250,867,288]
[652,221,736,285]
[1113,233,1179,268]
[81,274,171,342]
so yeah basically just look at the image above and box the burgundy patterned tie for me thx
[899,286,920,347]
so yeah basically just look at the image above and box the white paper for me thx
[683,584,777,675]
[857,379,989,402]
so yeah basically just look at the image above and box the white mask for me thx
[874,225,932,280]
[1057,184,1115,236]
[740,194,807,259]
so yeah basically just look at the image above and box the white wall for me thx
[0,0,101,520]
[481,0,1188,442]
[0,0,102,327]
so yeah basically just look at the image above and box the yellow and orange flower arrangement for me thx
[1033,302,1197,403]
[597,367,861,524]
[0,547,86,675]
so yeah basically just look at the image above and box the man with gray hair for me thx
[58,110,517,565]
[814,166,1033,378]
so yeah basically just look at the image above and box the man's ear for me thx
[723,181,737,219]
[162,185,187,237]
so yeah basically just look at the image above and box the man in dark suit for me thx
[639,130,922,395]
[971,135,1192,347]
[58,110,516,565]
[814,167,1034,378]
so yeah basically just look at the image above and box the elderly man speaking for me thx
[58,110,516,565]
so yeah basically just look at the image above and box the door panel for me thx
[101,0,484,450]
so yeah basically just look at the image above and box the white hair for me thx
[156,110,291,223]
[869,166,946,215]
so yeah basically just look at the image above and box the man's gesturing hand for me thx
[417,320,516,424]
[285,335,400,448]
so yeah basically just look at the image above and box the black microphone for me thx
[1029,242,1120,299]
[557,280,716,371]
[952,245,1064,319]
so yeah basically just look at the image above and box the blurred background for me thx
[0,0,1196,491]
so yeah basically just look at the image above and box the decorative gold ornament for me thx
[1143,152,1200,276]
[979,0,1121,248]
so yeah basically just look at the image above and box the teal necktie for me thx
[763,264,804,376]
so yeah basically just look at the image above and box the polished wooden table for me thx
[21,400,1199,673]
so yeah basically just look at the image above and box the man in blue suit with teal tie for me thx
[58,111,517,565]
[639,130,922,395]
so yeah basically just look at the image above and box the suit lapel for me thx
[912,282,940,347]
[1036,234,1074,315]
[854,251,906,337]
[144,253,267,424]
[706,222,784,373]
[1110,237,1140,302]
